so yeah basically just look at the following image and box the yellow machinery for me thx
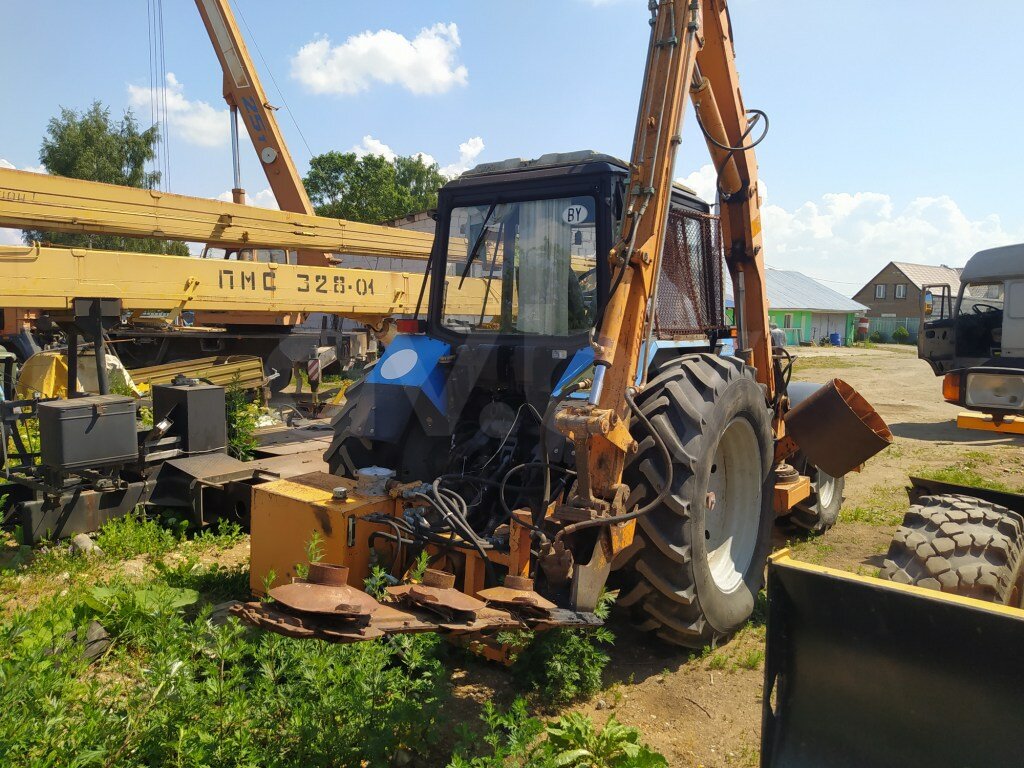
[0,242,486,327]
[233,0,889,650]
[0,167,432,264]
[762,549,1024,767]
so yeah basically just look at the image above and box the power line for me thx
[234,0,315,162]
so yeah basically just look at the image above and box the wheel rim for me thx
[814,468,837,509]
[705,417,762,593]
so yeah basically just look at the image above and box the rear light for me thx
[730,327,738,338]
[942,373,962,404]
[396,318,426,334]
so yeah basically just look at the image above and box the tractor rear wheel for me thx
[882,493,1024,606]
[617,354,775,648]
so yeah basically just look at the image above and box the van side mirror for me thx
[923,291,934,317]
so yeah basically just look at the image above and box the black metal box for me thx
[152,384,227,454]
[37,394,138,471]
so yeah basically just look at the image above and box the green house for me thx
[726,269,867,346]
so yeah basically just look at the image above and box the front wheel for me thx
[788,463,844,534]
[616,354,775,648]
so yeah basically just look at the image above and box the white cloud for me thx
[680,162,1023,292]
[0,159,14,170]
[349,135,484,178]
[676,164,717,203]
[216,188,280,210]
[440,136,484,177]
[351,135,398,162]
[291,23,468,96]
[128,73,228,148]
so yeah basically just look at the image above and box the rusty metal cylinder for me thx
[784,379,892,478]
[690,76,742,197]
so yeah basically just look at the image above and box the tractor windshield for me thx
[440,196,598,336]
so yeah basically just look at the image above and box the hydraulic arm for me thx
[560,0,772,519]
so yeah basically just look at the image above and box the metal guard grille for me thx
[654,209,725,339]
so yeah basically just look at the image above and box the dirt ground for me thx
[560,343,1024,767]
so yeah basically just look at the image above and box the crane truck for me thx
[232,0,890,649]
[0,0,435,388]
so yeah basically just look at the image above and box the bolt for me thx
[705,491,716,511]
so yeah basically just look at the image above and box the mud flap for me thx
[762,553,1024,768]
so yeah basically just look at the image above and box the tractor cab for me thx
[325,151,727,482]
[919,243,1024,415]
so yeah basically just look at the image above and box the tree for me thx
[304,151,447,224]
[25,102,189,256]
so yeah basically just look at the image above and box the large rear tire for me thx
[616,354,775,648]
[882,494,1024,606]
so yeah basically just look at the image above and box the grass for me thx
[0,512,642,766]
[915,450,1023,494]
[838,481,909,527]
[791,355,862,372]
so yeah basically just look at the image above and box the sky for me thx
[1,0,1022,294]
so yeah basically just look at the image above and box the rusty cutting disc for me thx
[478,575,557,612]
[270,580,381,618]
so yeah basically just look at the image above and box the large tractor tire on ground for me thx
[787,462,844,534]
[882,493,1024,606]
[616,353,775,648]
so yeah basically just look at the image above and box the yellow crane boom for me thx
[194,0,313,216]
[0,167,432,260]
[0,243,492,325]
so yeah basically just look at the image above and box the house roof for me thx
[888,261,964,292]
[725,269,867,313]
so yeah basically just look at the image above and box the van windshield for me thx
[959,282,1005,315]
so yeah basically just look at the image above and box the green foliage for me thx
[891,325,910,344]
[225,375,260,461]
[26,101,188,255]
[0,554,448,767]
[94,508,183,558]
[735,648,764,670]
[304,151,447,223]
[192,517,246,551]
[868,329,886,343]
[295,530,325,581]
[448,701,667,768]
[507,592,615,707]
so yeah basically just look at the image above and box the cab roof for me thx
[448,149,705,208]
[961,244,1024,283]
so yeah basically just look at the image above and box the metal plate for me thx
[763,555,1024,768]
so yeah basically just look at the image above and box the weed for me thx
[736,649,764,671]
[295,530,325,580]
[94,508,182,558]
[191,517,246,551]
[226,374,261,460]
[917,457,1015,493]
[448,700,667,767]
[840,483,907,527]
[707,652,729,670]
[0,553,449,767]
[507,592,616,708]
